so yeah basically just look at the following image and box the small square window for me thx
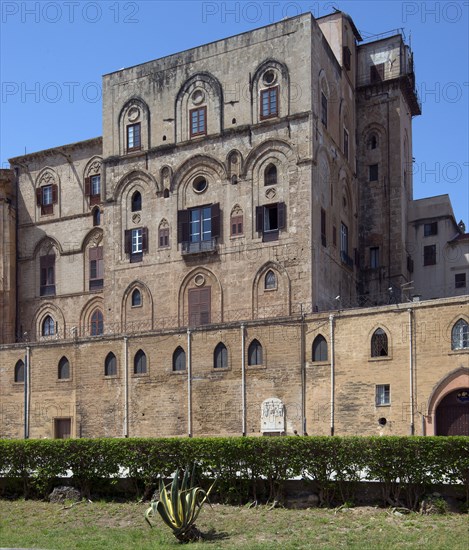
[376,384,390,406]
[423,244,437,266]
[369,164,378,182]
[424,222,438,236]
[455,273,466,288]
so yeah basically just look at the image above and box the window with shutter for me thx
[40,254,56,296]
[257,203,286,242]
[89,246,104,290]
[188,287,211,326]
[260,87,278,119]
[178,205,219,254]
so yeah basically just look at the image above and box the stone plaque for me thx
[261,397,285,433]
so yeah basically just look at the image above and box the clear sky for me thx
[1,0,468,224]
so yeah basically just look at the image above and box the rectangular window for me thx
[376,384,390,406]
[231,215,243,236]
[343,46,351,71]
[332,225,337,247]
[40,254,56,296]
[424,222,438,236]
[370,247,379,269]
[424,244,437,266]
[127,123,141,151]
[85,174,101,206]
[188,287,211,326]
[321,92,328,127]
[256,202,286,242]
[343,128,349,161]
[177,204,220,254]
[36,184,57,215]
[455,273,466,288]
[124,227,148,262]
[260,87,278,119]
[321,208,326,247]
[89,246,103,290]
[190,106,207,137]
[370,63,385,83]
[369,164,378,182]
[159,227,169,248]
[54,418,71,439]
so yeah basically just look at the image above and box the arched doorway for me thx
[436,389,469,435]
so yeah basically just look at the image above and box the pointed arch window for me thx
[131,191,142,212]
[451,319,469,350]
[214,343,228,369]
[104,352,117,376]
[312,335,328,362]
[265,270,277,290]
[248,339,263,366]
[371,328,388,357]
[134,349,147,374]
[173,346,186,371]
[42,315,55,336]
[90,309,104,336]
[264,164,277,186]
[58,356,70,380]
[131,288,142,307]
[14,360,25,383]
[93,208,101,226]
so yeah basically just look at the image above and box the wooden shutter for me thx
[52,184,58,204]
[177,210,190,243]
[36,188,42,206]
[84,177,91,197]
[211,203,220,238]
[124,230,131,254]
[142,227,148,252]
[255,206,263,232]
[277,202,286,229]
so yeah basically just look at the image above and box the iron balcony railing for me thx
[181,237,218,255]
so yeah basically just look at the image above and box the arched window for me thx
[451,319,469,350]
[134,349,147,374]
[264,164,277,186]
[173,346,186,371]
[42,315,55,336]
[214,342,228,369]
[163,188,170,199]
[58,356,70,380]
[265,270,277,290]
[371,328,388,357]
[131,289,142,307]
[14,360,25,383]
[90,309,104,336]
[104,352,117,376]
[248,339,263,366]
[131,191,142,212]
[312,335,328,362]
[93,208,101,226]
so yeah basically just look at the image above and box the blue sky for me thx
[1,0,468,224]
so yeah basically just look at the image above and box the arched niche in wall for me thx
[251,59,290,125]
[175,72,223,143]
[79,296,104,338]
[252,262,291,319]
[33,302,66,341]
[117,97,151,155]
[122,281,154,333]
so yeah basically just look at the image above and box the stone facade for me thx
[1,11,468,438]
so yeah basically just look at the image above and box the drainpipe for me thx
[24,346,31,439]
[123,336,129,437]
[241,324,246,436]
[329,314,335,436]
[408,308,415,435]
[187,329,192,437]
[300,313,306,435]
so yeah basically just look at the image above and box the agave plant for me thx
[145,465,215,543]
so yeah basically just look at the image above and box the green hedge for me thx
[0,436,467,508]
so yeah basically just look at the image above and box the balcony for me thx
[181,238,218,256]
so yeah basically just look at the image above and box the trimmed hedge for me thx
[0,436,467,508]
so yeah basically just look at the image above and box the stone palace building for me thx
[0,11,468,439]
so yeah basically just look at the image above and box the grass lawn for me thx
[0,499,467,549]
